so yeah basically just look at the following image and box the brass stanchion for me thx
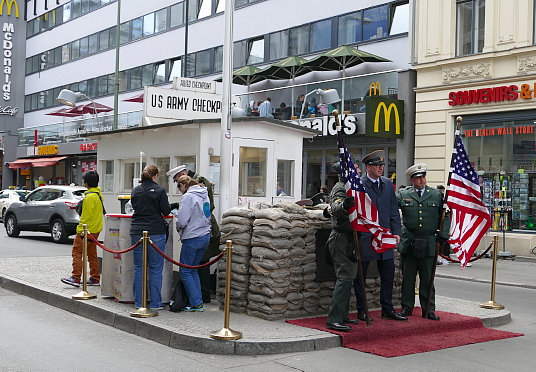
[480,235,505,309]
[211,240,242,340]
[415,274,419,295]
[73,224,97,300]
[131,231,158,317]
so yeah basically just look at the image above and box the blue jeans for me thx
[180,234,210,307]
[131,233,166,309]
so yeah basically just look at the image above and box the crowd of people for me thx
[246,95,332,120]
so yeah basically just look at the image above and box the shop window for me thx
[247,37,264,65]
[311,19,331,52]
[154,157,171,192]
[170,2,185,28]
[389,1,410,36]
[196,50,211,76]
[456,0,485,56]
[289,25,310,55]
[277,160,294,197]
[363,5,389,40]
[168,58,182,81]
[269,30,289,60]
[338,11,362,45]
[155,9,168,33]
[143,13,155,36]
[239,147,267,197]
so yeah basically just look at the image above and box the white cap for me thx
[166,164,187,178]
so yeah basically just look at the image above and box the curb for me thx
[436,273,536,290]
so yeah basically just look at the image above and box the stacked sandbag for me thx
[217,206,254,313]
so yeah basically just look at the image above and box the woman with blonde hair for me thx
[175,175,211,312]
[130,165,173,310]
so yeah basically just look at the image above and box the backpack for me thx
[169,278,189,312]
[76,192,106,216]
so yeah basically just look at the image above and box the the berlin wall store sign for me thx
[1,0,19,116]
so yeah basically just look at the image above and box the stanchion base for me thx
[72,290,97,300]
[480,301,505,309]
[130,307,158,318]
[210,328,243,340]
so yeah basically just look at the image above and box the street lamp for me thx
[299,88,341,120]
[56,89,100,126]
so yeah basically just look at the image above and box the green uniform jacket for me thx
[326,180,358,281]
[397,186,450,256]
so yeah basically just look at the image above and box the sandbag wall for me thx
[217,202,401,320]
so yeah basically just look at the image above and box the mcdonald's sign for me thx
[369,82,382,96]
[365,96,404,139]
[0,0,19,17]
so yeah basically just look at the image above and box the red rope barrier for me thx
[438,241,493,263]
[150,241,225,269]
[87,233,141,254]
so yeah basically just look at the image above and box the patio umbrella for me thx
[255,56,315,117]
[45,107,82,118]
[215,65,271,111]
[302,45,391,109]
[123,93,144,103]
[73,102,114,115]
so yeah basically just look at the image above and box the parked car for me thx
[4,185,87,243]
[0,189,29,222]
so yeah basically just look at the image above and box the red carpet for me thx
[286,307,523,357]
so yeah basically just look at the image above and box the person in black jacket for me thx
[130,165,173,310]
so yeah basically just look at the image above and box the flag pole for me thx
[424,115,463,319]
[333,109,371,327]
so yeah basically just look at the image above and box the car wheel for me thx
[5,214,20,237]
[51,218,68,244]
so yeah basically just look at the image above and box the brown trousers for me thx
[71,232,100,281]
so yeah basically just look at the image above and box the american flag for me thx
[338,139,397,253]
[447,136,491,267]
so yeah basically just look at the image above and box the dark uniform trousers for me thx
[353,258,395,313]
[400,254,435,314]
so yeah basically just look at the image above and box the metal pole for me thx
[211,240,243,339]
[183,0,189,77]
[480,235,505,309]
[113,0,121,130]
[131,232,158,317]
[73,224,97,300]
[218,0,235,218]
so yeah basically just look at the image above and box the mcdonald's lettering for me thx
[374,102,401,134]
[369,82,382,96]
[0,0,19,18]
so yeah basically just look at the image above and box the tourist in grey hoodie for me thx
[175,175,211,311]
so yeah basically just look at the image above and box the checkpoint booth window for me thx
[277,159,294,197]
[103,160,114,192]
[239,147,267,197]
[171,155,197,195]
[154,157,170,192]
[121,159,146,192]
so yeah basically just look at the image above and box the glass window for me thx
[155,9,168,32]
[63,3,72,22]
[311,19,331,52]
[79,37,89,56]
[131,17,143,40]
[37,92,45,109]
[209,156,220,194]
[177,156,197,174]
[70,82,79,94]
[27,20,35,38]
[130,67,142,89]
[45,90,54,108]
[155,157,171,192]
[120,22,130,44]
[236,0,248,6]
[123,160,145,191]
[456,0,485,56]
[88,34,98,54]
[269,30,288,60]
[170,3,184,28]
[53,87,63,104]
[277,160,294,196]
[78,80,88,96]
[186,53,196,77]
[198,0,212,19]
[239,147,267,197]
[54,47,62,66]
[33,17,42,35]
[168,58,182,80]
[247,37,264,65]
[98,75,108,96]
[99,29,110,51]
[141,64,154,86]
[31,93,38,111]
[188,0,199,21]
[338,11,362,45]
[143,13,155,36]
[154,62,166,84]
[196,50,211,76]
[25,58,32,75]
[101,0,112,4]
[44,50,54,69]
[118,70,128,92]
[290,25,310,55]
[214,46,223,73]
[71,40,80,60]
[363,5,389,40]
[72,0,82,19]
[32,55,40,73]
[90,0,101,11]
[61,44,71,63]
[233,40,247,68]
[109,26,117,48]
[81,0,90,14]
[216,0,225,13]
[389,1,410,35]
[107,73,115,94]
[103,160,114,192]
[86,78,97,98]
[25,95,32,112]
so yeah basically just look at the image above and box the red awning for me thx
[8,156,68,169]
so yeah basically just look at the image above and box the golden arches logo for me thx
[374,102,401,134]
[369,82,382,96]
[0,0,19,17]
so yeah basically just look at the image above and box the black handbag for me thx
[411,238,428,259]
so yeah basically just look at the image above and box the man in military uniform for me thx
[167,165,221,303]
[397,163,450,320]
[353,150,406,321]
[325,157,360,331]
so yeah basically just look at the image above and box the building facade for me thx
[413,0,536,255]
[16,0,413,206]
